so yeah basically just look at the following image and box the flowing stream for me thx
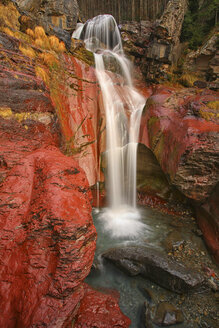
[74,15,146,238]
[72,17,218,328]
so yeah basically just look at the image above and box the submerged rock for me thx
[74,284,131,328]
[153,302,184,326]
[103,246,204,293]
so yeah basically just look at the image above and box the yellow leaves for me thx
[206,100,219,111]
[178,73,198,87]
[0,107,13,118]
[0,107,53,125]
[49,35,60,50]
[48,36,65,53]
[2,27,14,37]
[199,101,219,122]
[24,26,66,53]
[26,28,35,39]
[0,2,20,30]
[58,41,66,53]
[39,53,59,70]
[19,44,36,59]
[35,66,49,84]
[34,26,46,39]
[34,38,44,48]
[20,15,30,24]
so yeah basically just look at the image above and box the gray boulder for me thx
[103,246,205,293]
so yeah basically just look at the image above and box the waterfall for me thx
[72,23,84,39]
[73,15,146,237]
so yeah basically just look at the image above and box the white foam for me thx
[98,206,149,239]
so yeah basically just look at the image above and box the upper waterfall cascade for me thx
[73,15,146,237]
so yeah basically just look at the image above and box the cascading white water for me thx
[72,23,84,39]
[73,15,146,237]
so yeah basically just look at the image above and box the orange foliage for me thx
[49,35,60,50]
[39,53,59,68]
[19,44,36,59]
[34,26,46,39]
[35,38,44,48]
[2,27,14,37]
[26,28,35,39]
[58,41,66,53]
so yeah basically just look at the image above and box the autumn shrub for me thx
[178,73,198,87]
[0,1,20,30]
[19,44,36,59]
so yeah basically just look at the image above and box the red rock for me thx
[195,183,219,263]
[0,33,54,114]
[142,86,219,202]
[0,147,96,327]
[44,52,105,187]
[0,32,98,327]
[141,85,219,262]
[0,30,132,326]
[74,284,131,328]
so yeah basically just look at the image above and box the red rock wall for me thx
[0,25,132,325]
[50,53,105,187]
[0,30,97,327]
[141,86,219,202]
[0,148,96,327]
[140,85,219,262]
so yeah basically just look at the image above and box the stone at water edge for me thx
[74,283,131,328]
[194,182,219,264]
[103,246,205,293]
[141,300,184,327]
[153,302,184,326]
[142,86,219,263]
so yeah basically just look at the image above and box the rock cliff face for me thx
[143,86,219,201]
[15,0,79,46]
[78,0,169,23]
[0,24,97,326]
[0,3,130,326]
[184,34,219,83]
[121,0,188,82]
[142,85,219,261]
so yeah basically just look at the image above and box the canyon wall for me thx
[78,0,170,23]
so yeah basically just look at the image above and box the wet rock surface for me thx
[0,13,133,326]
[141,85,219,262]
[102,245,205,293]
[143,86,219,202]
[194,182,219,263]
[0,63,97,326]
[153,302,184,326]
[0,147,96,327]
[74,283,131,328]
[137,143,188,211]
[90,208,219,328]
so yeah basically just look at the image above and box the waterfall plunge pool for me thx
[86,206,219,328]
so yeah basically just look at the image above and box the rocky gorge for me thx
[0,0,218,327]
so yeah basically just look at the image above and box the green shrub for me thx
[181,0,219,50]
